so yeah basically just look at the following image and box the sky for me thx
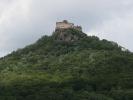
[0,0,133,57]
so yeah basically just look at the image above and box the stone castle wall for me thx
[56,20,82,31]
[56,22,74,29]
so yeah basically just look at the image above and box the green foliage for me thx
[0,29,132,100]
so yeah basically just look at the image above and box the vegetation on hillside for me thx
[0,29,132,100]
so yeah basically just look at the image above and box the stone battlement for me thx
[56,20,82,31]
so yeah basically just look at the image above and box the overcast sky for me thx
[0,0,133,57]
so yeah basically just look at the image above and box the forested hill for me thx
[0,28,133,100]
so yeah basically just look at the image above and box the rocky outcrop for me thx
[52,28,87,42]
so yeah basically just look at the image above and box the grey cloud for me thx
[0,0,133,57]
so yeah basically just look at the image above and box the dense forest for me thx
[0,28,133,100]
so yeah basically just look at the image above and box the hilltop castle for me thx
[55,20,82,31]
[53,20,85,42]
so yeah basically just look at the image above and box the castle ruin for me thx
[56,20,82,31]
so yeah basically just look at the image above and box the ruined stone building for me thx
[56,20,82,31]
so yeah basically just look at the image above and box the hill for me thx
[0,28,133,100]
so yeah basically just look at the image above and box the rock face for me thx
[52,28,87,42]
